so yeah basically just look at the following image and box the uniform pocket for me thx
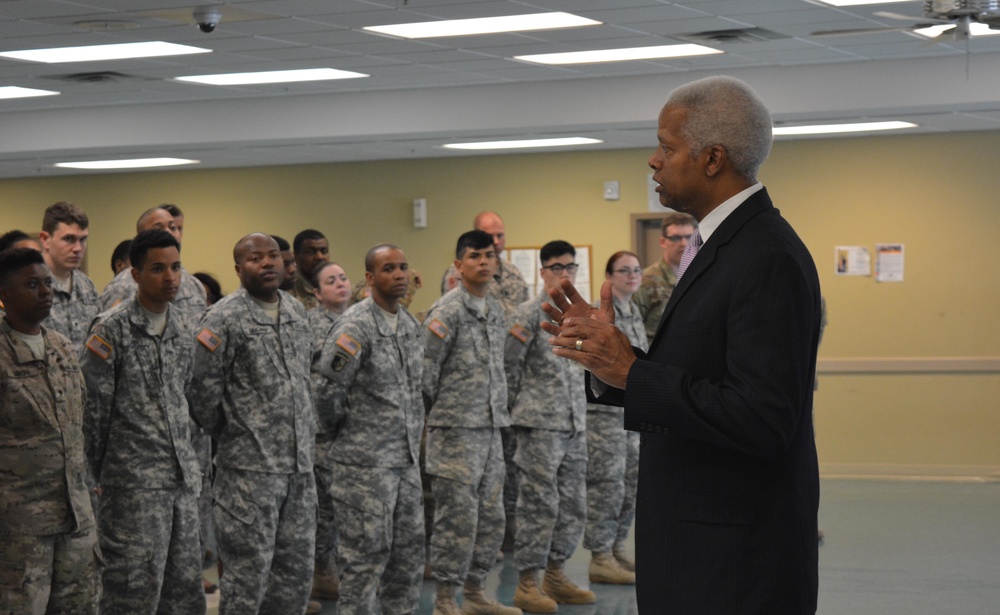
[214,481,259,526]
[332,489,389,555]
[0,558,25,590]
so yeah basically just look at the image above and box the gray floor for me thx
[208,478,1000,614]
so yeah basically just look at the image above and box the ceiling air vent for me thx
[677,28,788,45]
[48,71,136,84]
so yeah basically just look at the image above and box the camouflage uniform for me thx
[44,268,100,349]
[422,285,509,588]
[315,296,425,615]
[583,295,647,555]
[187,288,317,615]
[440,259,528,319]
[504,293,587,572]
[98,265,214,565]
[80,297,204,615]
[291,272,319,310]
[307,306,340,579]
[633,259,678,345]
[0,321,101,614]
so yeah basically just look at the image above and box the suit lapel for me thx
[647,188,774,354]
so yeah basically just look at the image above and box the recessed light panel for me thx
[514,44,722,65]
[0,86,59,99]
[55,158,200,170]
[364,12,600,39]
[175,68,369,85]
[773,121,916,136]
[444,137,602,150]
[0,41,210,64]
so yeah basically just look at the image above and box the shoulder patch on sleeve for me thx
[85,334,112,360]
[336,333,361,356]
[427,318,449,340]
[196,327,222,352]
[509,324,530,344]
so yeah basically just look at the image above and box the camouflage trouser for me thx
[330,462,424,615]
[0,524,102,615]
[500,426,518,541]
[513,427,587,572]
[426,427,505,586]
[313,463,339,576]
[583,410,639,553]
[213,467,316,615]
[98,485,204,615]
[192,427,214,562]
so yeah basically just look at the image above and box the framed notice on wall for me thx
[506,245,592,304]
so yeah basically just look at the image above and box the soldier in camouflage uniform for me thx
[422,231,520,615]
[632,212,697,345]
[187,233,317,615]
[504,241,594,613]
[291,229,330,309]
[583,252,648,587]
[306,261,352,602]
[315,244,425,615]
[39,202,100,349]
[0,248,101,614]
[80,230,205,614]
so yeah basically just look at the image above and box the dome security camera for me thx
[193,7,221,33]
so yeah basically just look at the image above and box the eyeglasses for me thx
[542,263,579,274]
[613,267,642,276]
[664,234,693,243]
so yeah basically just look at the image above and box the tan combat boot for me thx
[306,600,322,614]
[433,582,463,615]
[588,551,636,585]
[310,570,340,601]
[513,569,557,614]
[462,578,523,615]
[542,562,595,605]
[612,541,635,572]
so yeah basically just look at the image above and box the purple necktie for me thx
[675,229,703,282]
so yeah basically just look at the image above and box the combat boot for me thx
[612,541,635,572]
[310,570,340,601]
[306,600,322,614]
[588,551,636,585]
[433,582,463,615]
[463,578,523,615]
[513,570,557,614]
[542,562,595,605]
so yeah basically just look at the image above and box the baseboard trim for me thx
[820,463,1000,483]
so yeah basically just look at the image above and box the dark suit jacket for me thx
[602,187,821,613]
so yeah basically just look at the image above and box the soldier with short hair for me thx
[423,230,521,615]
[80,229,205,614]
[39,201,100,349]
[0,247,101,614]
[505,240,594,613]
[187,233,317,615]
[632,211,697,344]
[315,244,425,615]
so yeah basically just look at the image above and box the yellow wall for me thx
[2,130,998,475]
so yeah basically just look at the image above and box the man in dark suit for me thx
[541,76,821,613]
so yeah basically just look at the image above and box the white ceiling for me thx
[1,0,999,179]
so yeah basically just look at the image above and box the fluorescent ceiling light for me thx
[514,44,722,65]
[818,0,913,6]
[0,41,210,64]
[0,86,59,99]
[364,12,600,39]
[914,22,1000,37]
[773,121,916,136]
[444,137,602,150]
[55,158,199,170]
[175,68,368,86]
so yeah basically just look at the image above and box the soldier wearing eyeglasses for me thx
[504,240,593,613]
[633,212,697,345]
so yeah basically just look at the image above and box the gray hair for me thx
[666,76,772,181]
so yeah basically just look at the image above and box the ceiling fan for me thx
[813,0,1000,42]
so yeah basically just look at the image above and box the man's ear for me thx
[703,144,728,177]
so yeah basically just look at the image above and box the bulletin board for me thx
[505,244,592,304]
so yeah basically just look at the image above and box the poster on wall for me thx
[875,243,904,282]
[834,246,871,276]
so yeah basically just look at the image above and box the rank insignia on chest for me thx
[196,328,222,352]
[86,334,113,360]
[427,319,449,340]
[509,324,530,344]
